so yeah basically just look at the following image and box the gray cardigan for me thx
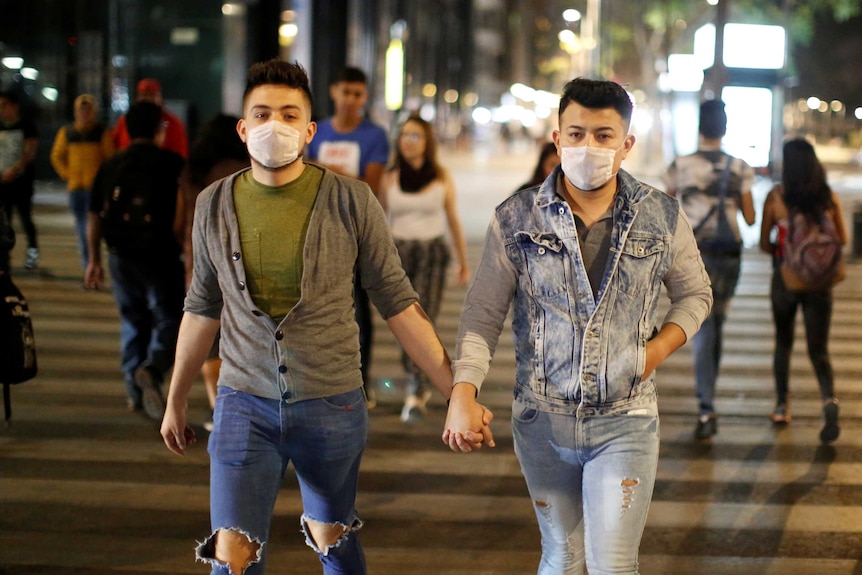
[185,166,418,402]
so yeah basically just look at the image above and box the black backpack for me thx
[0,272,37,422]
[99,154,163,254]
[680,154,741,253]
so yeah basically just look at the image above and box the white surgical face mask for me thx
[560,145,618,191]
[246,121,301,169]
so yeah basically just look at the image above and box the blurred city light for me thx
[632,108,654,134]
[830,100,843,113]
[472,107,492,125]
[171,28,199,45]
[807,97,821,110]
[20,67,38,80]
[667,54,703,92]
[422,83,437,98]
[558,29,577,46]
[420,104,435,121]
[41,86,58,101]
[510,83,536,102]
[462,92,479,107]
[722,86,773,167]
[384,38,404,110]
[693,24,715,70]
[279,23,298,43]
[694,23,785,71]
[562,9,582,23]
[855,107,862,120]
[443,89,459,104]
[2,57,23,69]
[723,24,785,69]
[221,3,245,16]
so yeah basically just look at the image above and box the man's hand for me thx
[83,262,105,290]
[1,167,17,183]
[443,382,495,453]
[160,399,196,456]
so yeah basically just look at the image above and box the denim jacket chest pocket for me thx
[513,231,568,297]
[614,233,668,296]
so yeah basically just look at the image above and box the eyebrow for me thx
[249,104,303,113]
[564,124,617,133]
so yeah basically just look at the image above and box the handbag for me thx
[0,272,37,422]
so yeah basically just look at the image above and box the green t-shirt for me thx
[233,165,323,318]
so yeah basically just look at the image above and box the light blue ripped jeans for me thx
[512,394,660,575]
[199,386,368,575]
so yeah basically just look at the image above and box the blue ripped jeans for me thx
[201,387,368,575]
[512,394,660,574]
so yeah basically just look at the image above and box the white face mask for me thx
[560,145,619,191]
[246,121,301,169]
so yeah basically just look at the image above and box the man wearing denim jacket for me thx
[445,78,712,573]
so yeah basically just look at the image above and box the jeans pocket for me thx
[320,388,366,411]
[512,396,540,424]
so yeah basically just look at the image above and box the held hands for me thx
[160,398,196,456]
[443,382,495,453]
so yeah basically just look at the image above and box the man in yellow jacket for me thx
[50,94,113,269]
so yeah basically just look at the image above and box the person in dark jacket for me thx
[85,101,185,421]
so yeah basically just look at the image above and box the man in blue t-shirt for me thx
[307,67,390,407]
[307,67,389,199]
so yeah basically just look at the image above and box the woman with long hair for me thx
[759,138,847,443]
[515,140,560,193]
[381,114,470,423]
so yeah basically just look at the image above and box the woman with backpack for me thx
[759,138,848,443]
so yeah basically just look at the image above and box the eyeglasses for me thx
[400,132,424,142]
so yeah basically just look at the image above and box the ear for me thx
[621,133,636,159]
[236,118,247,143]
[551,130,562,155]
[305,121,317,144]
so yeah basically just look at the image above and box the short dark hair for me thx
[336,67,368,85]
[125,101,162,139]
[243,59,314,114]
[558,78,633,128]
[699,99,727,139]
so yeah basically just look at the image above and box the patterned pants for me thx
[394,236,450,396]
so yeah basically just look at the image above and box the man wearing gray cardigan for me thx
[159,60,491,575]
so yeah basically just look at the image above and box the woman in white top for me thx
[381,114,470,423]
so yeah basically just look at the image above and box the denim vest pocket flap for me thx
[620,236,665,259]
[515,232,567,297]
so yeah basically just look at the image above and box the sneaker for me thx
[24,247,39,269]
[135,366,165,421]
[694,414,717,439]
[770,404,791,424]
[400,390,432,424]
[819,399,840,444]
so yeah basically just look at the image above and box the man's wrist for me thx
[447,382,478,405]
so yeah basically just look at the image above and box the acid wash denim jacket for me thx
[453,167,712,415]
[185,166,418,403]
